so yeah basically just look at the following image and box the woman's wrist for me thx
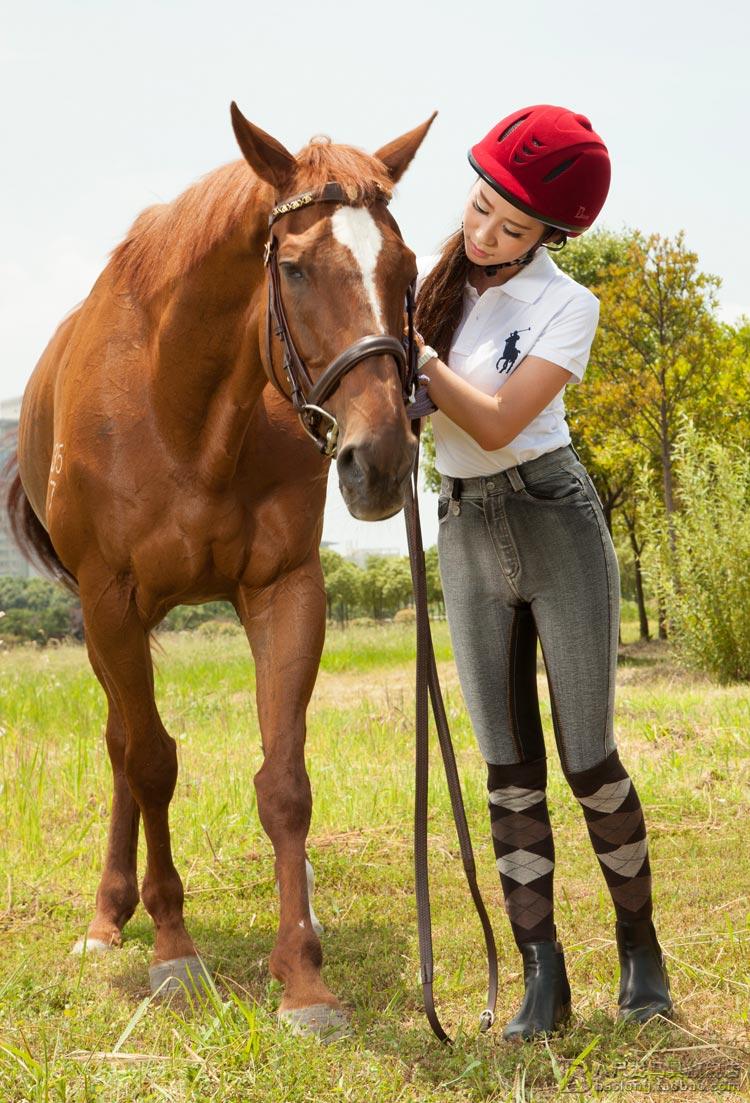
[416,345,438,372]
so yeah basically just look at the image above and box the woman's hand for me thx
[403,314,438,418]
[403,312,425,350]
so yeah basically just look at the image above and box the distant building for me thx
[0,396,35,578]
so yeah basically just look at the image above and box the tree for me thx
[587,231,728,518]
[324,554,364,626]
[561,231,750,639]
[359,555,413,620]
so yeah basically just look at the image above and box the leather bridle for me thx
[262,180,498,1044]
[262,181,419,456]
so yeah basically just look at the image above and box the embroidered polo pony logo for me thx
[496,327,531,374]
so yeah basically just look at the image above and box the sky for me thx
[2,0,747,555]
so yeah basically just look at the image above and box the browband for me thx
[268,182,391,228]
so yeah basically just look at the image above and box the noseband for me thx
[263,182,419,456]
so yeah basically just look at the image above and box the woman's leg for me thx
[564,749,652,922]
[437,485,557,946]
[512,462,656,917]
[504,455,671,1020]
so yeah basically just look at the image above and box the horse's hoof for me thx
[148,955,213,996]
[278,1003,350,1043]
[71,936,114,956]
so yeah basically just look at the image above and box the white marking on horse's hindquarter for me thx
[330,207,385,332]
[47,442,64,510]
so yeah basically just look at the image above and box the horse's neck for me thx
[150,220,270,485]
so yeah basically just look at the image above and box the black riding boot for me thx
[502,937,572,1042]
[616,918,673,1022]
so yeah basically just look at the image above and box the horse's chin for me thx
[339,487,405,523]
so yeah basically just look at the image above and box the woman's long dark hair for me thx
[414,229,470,363]
[414,225,565,362]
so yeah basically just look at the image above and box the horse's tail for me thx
[4,453,79,595]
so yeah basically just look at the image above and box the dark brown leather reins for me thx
[403,437,498,1044]
[263,184,498,1043]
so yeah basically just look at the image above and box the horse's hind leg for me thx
[238,561,349,1041]
[72,643,140,953]
[72,644,141,952]
[79,570,207,993]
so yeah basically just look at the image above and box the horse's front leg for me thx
[237,559,349,1041]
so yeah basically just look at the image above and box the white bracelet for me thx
[417,345,437,372]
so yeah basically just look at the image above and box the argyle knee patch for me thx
[487,756,555,946]
[565,749,653,922]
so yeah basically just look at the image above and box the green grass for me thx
[0,617,748,1102]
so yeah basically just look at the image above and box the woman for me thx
[409,105,673,1042]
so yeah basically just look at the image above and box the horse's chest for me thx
[162,487,318,593]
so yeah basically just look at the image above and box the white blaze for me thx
[330,206,385,332]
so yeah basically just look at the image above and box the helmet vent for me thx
[531,137,544,147]
[542,156,579,182]
[497,115,529,142]
[521,143,536,156]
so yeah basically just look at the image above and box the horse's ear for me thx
[373,112,438,184]
[230,102,296,191]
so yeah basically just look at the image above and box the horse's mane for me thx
[111,137,394,303]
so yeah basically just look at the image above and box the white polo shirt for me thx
[416,247,600,476]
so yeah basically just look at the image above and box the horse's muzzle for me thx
[336,434,416,521]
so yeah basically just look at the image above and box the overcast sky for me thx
[2,0,746,555]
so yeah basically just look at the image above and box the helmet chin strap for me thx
[477,243,537,277]
[465,225,565,278]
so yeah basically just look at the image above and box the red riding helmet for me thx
[468,105,611,236]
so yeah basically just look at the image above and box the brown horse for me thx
[9,103,435,1040]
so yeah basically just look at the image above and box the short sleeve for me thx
[415,254,441,299]
[531,291,600,384]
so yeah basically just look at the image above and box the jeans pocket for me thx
[521,467,585,504]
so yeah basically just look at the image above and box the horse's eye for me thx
[280,263,304,281]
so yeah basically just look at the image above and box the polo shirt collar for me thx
[464,246,558,304]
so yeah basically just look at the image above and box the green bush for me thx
[158,601,237,632]
[640,419,750,682]
[0,576,80,644]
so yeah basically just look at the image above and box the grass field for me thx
[0,613,748,1102]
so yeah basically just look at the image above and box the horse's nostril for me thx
[336,444,363,488]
